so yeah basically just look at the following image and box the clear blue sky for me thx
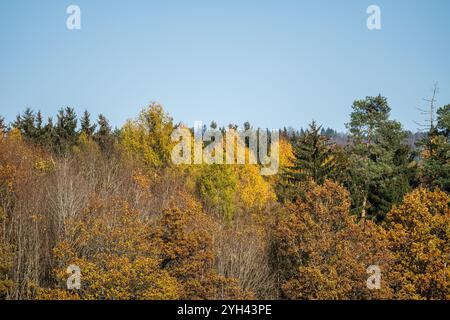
[1,0,449,131]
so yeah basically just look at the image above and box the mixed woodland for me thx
[0,94,449,300]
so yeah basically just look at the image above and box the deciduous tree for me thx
[385,188,450,299]
[273,180,393,299]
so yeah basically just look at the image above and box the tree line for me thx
[0,95,449,300]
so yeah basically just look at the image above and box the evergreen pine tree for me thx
[283,121,336,185]
[80,110,96,138]
[55,107,78,153]
[419,104,450,192]
[13,108,37,140]
[95,114,114,153]
[34,111,46,144]
[437,104,450,138]
[346,95,414,221]
[43,117,57,148]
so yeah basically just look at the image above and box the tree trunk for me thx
[361,194,367,218]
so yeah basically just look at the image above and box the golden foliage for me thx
[39,199,180,300]
[120,103,174,169]
[273,180,393,299]
[1,104,450,301]
[386,188,450,299]
[235,164,276,211]
[0,208,15,299]
[278,138,295,168]
[151,204,248,299]
[39,196,246,300]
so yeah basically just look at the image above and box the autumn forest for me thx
[0,94,449,300]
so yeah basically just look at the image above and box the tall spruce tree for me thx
[13,108,37,140]
[419,104,450,192]
[55,107,78,153]
[94,114,114,153]
[34,111,46,145]
[283,121,336,185]
[437,104,450,138]
[42,117,57,148]
[80,110,96,138]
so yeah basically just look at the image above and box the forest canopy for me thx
[0,96,449,300]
